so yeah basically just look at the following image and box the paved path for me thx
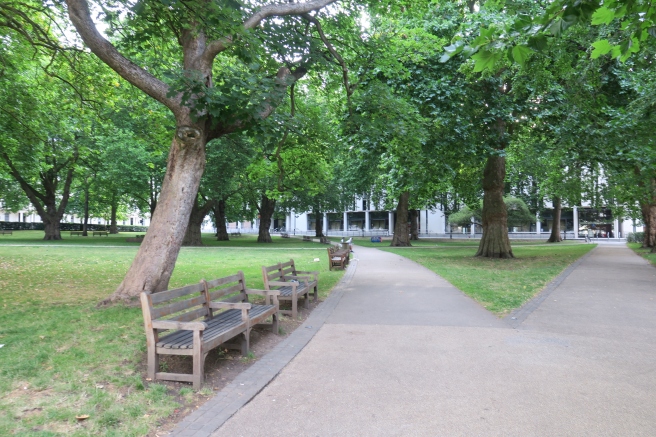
[173,242,656,436]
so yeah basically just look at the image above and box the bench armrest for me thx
[294,270,318,280]
[245,288,281,297]
[209,302,252,310]
[268,280,300,289]
[152,320,207,331]
[246,288,280,306]
[281,275,310,285]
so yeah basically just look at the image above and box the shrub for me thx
[627,232,644,243]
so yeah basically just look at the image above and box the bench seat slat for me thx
[157,310,244,349]
[156,305,276,349]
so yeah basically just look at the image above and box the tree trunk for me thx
[314,207,324,238]
[109,196,119,234]
[103,124,207,305]
[214,199,230,241]
[641,202,656,249]
[547,197,563,243]
[409,209,419,240]
[183,197,216,246]
[43,215,63,240]
[476,155,513,258]
[391,191,411,247]
[82,181,90,236]
[257,195,276,243]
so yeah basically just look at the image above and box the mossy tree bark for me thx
[391,191,411,247]
[547,196,563,243]
[475,155,513,258]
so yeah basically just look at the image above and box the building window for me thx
[362,199,368,211]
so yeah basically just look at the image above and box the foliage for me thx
[448,196,534,228]
[627,232,645,243]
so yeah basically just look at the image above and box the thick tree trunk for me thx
[476,155,513,258]
[103,124,207,305]
[109,197,118,234]
[43,215,63,240]
[391,191,411,247]
[314,207,324,238]
[214,199,230,241]
[641,202,656,249]
[257,195,276,243]
[183,198,216,246]
[547,197,563,243]
[409,209,419,240]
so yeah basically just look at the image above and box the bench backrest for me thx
[141,272,250,324]
[262,259,297,289]
[202,271,249,318]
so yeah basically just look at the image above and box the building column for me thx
[323,213,328,235]
[343,212,348,231]
[536,212,541,235]
[364,210,370,232]
[388,212,394,234]
[573,206,579,239]
[613,218,619,238]
[470,216,476,236]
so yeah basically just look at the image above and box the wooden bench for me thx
[320,236,330,244]
[140,271,280,388]
[328,246,349,270]
[230,231,242,237]
[0,230,12,235]
[281,233,290,238]
[92,231,109,237]
[302,235,311,242]
[262,259,318,319]
[69,231,84,236]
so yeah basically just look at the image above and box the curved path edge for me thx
[503,245,596,329]
[168,258,359,437]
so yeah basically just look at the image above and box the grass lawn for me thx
[378,241,596,315]
[627,242,656,266]
[0,232,343,436]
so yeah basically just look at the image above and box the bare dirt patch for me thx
[147,299,321,436]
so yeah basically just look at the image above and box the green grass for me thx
[350,236,585,248]
[0,234,344,436]
[380,242,596,315]
[627,242,656,266]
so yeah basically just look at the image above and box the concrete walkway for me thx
[174,242,656,436]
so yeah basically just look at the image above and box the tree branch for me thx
[302,13,355,114]
[65,0,180,113]
[202,0,339,63]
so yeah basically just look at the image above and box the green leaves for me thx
[511,45,533,67]
[591,39,612,59]
[471,50,502,72]
[591,6,616,26]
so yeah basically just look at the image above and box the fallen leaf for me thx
[76,415,89,421]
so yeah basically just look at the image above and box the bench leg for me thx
[271,312,279,334]
[313,285,318,302]
[146,346,158,381]
[240,330,250,355]
[291,297,298,319]
[304,292,309,309]
[192,349,205,389]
